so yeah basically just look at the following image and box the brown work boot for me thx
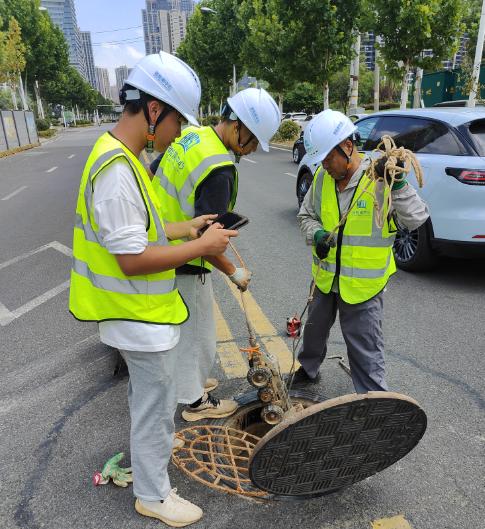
[181,392,238,422]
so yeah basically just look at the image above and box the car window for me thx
[414,120,466,155]
[365,116,465,155]
[355,117,379,149]
[464,119,485,156]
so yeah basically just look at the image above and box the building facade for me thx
[142,0,194,55]
[41,0,86,79]
[81,31,97,89]
[115,66,132,93]
[95,67,111,101]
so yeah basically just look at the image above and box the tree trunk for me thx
[323,82,329,109]
[208,102,212,115]
[400,65,410,110]
[278,93,283,114]
[10,85,18,110]
[374,39,380,112]
[349,32,361,112]
[413,68,423,108]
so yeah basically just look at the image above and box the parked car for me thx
[292,130,305,163]
[432,100,485,108]
[295,108,485,271]
[282,112,307,121]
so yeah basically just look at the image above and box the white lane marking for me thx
[285,172,297,178]
[46,166,58,173]
[0,300,14,326]
[68,154,75,159]
[0,241,72,271]
[243,158,257,164]
[0,280,70,327]
[1,186,28,201]
[270,145,291,151]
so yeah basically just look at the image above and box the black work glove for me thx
[314,230,336,260]
[374,156,406,190]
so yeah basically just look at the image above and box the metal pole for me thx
[468,0,485,107]
[349,32,361,112]
[233,64,237,94]
[374,37,380,112]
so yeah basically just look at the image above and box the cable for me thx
[92,25,143,34]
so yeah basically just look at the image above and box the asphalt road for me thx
[0,124,484,529]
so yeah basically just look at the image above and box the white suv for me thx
[295,108,485,271]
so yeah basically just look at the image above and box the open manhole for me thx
[172,389,325,499]
[173,391,427,500]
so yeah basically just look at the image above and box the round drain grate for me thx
[249,391,427,497]
[172,425,267,498]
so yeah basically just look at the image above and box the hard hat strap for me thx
[144,101,174,153]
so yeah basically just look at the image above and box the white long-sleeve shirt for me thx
[93,158,180,352]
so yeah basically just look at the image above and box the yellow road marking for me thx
[371,515,413,529]
[213,300,248,378]
[221,274,298,373]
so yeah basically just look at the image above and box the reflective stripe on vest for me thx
[69,132,188,324]
[311,165,396,304]
[154,126,238,268]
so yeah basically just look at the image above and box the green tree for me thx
[177,1,246,111]
[240,0,361,110]
[0,17,26,109]
[238,0,296,110]
[0,0,69,90]
[284,82,323,113]
[372,0,464,108]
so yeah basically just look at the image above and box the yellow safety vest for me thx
[311,165,397,304]
[69,132,188,324]
[153,126,238,268]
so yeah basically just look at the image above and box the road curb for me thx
[269,142,292,151]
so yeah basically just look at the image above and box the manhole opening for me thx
[173,390,324,499]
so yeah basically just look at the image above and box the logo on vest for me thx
[176,132,200,153]
[353,199,370,216]
[165,146,184,169]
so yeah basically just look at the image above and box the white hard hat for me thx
[302,109,357,165]
[227,88,281,151]
[126,51,201,126]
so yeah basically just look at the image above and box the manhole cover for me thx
[249,391,427,497]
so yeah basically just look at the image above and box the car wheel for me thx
[292,146,301,164]
[297,170,313,208]
[393,219,437,272]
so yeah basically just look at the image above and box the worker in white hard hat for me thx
[151,87,281,421]
[69,51,239,527]
[294,109,429,392]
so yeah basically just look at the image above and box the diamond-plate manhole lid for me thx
[249,391,427,497]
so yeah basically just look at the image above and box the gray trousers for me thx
[171,273,216,404]
[298,288,388,393]
[119,348,178,502]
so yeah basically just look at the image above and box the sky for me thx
[75,0,147,85]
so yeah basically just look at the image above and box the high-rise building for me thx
[142,0,194,55]
[40,0,86,79]
[110,85,120,105]
[95,67,111,100]
[115,66,132,93]
[81,31,97,89]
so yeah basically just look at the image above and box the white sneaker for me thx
[181,392,238,422]
[135,489,203,527]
